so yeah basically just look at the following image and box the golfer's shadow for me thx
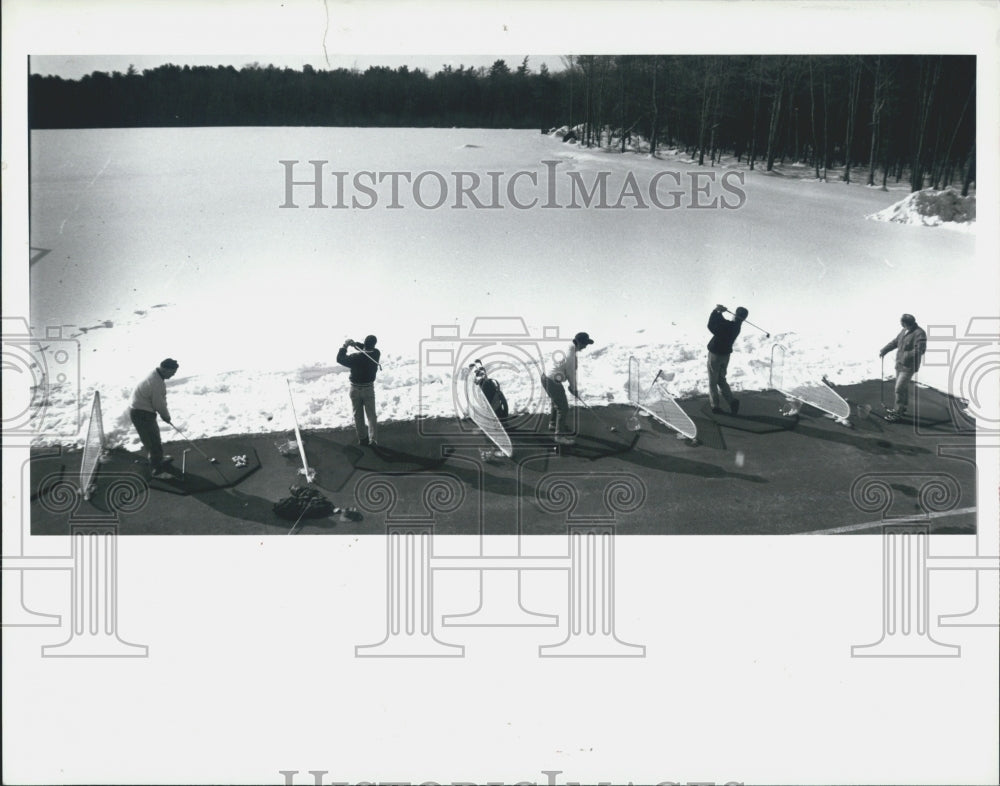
[192,487,291,530]
[560,431,641,461]
[623,434,768,482]
[791,417,933,457]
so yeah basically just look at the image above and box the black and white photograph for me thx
[3,1,998,784]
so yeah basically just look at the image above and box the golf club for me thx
[169,421,217,463]
[286,506,308,536]
[880,354,886,407]
[725,308,770,338]
[346,339,382,370]
[573,393,620,432]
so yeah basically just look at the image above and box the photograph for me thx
[3,1,998,784]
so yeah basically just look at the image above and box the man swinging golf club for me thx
[879,313,926,422]
[338,334,381,446]
[129,358,179,479]
[707,304,747,415]
[541,331,594,445]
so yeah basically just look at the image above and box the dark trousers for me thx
[707,351,734,409]
[130,408,164,469]
[541,374,571,435]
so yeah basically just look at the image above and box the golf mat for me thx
[135,440,260,496]
[274,433,359,493]
[837,380,968,431]
[353,432,449,473]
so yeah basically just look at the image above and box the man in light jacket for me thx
[130,358,179,478]
[879,313,927,422]
[541,331,594,445]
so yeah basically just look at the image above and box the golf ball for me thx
[734,451,745,468]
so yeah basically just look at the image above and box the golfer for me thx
[879,313,927,422]
[130,358,179,479]
[338,335,381,446]
[541,331,594,445]
[707,304,747,415]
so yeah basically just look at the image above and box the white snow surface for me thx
[25,127,989,450]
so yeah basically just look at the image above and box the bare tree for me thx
[764,56,786,172]
[866,56,888,187]
[648,55,660,156]
[808,57,822,179]
[911,56,942,191]
[961,142,975,196]
[747,57,764,170]
[841,56,863,184]
[934,82,973,189]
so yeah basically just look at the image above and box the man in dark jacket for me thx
[707,304,747,415]
[337,335,381,445]
[879,313,927,422]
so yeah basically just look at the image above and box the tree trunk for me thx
[867,56,883,187]
[749,58,762,170]
[961,142,975,196]
[697,61,713,165]
[821,65,830,179]
[937,83,973,190]
[620,57,627,153]
[808,59,821,178]
[841,56,862,184]
[911,56,942,191]
[648,56,659,156]
[765,57,785,172]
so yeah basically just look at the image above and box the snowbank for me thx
[868,186,976,228]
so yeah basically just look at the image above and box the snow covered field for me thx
[27,126,988,449]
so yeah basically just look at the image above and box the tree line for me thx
[29,55,975,193]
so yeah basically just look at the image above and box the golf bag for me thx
[472,361,509,419]
[273,485,334,520]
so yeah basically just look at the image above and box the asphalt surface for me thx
[29,380,978,536]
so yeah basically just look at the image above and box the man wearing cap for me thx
[338,334,381,446]
[130,358,179,479]
[707,304,748,415]
[541,331,594,445]
[879,313,927,422]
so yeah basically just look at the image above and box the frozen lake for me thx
[29,127,985,445]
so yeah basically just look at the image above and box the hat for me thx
[574,332,595,347]
[363,334,378,349]
[735,307,749,320]
[159,358,179,370]
[900,313,916,326]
